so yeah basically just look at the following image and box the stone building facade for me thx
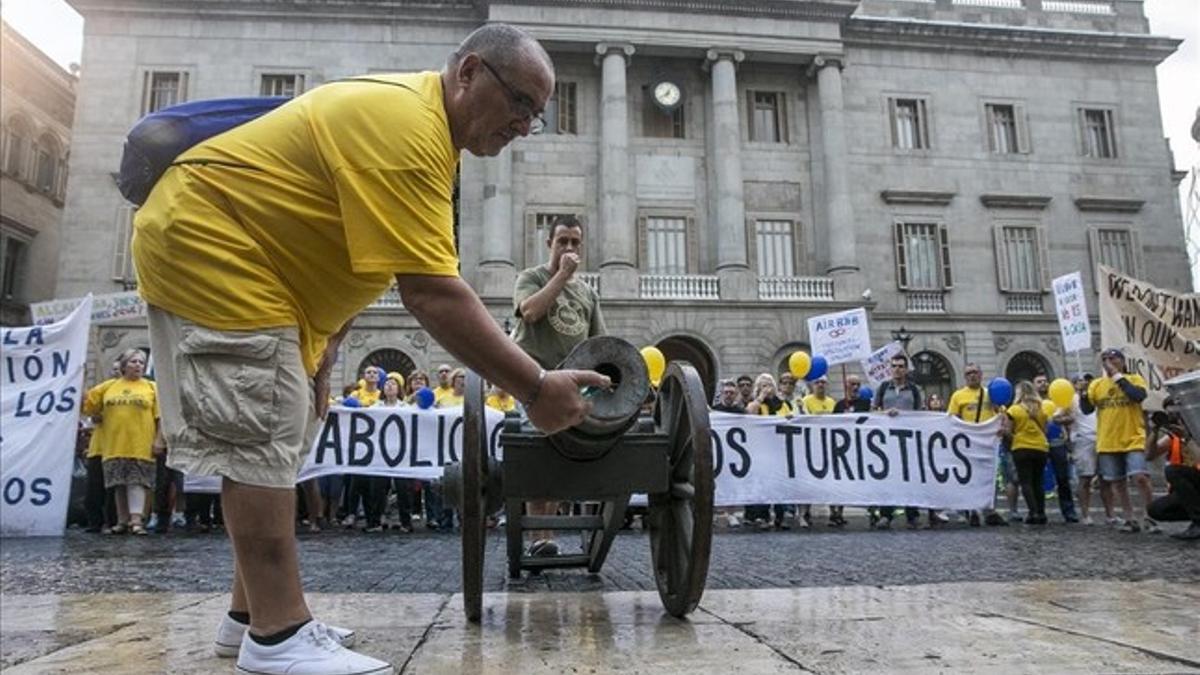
[56,0,1188,400]
[1,21,76,326]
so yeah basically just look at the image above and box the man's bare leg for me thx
[230,560,249,615]
[222,478,310,635]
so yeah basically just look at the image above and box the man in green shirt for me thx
[512,215,606,556]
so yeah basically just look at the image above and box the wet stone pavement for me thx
[3,514,1198,596]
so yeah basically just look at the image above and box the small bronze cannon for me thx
[443,336,714,622]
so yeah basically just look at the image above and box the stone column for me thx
[813,55,862,299]
[596,42,638,298]
[477,146,515,297]
[706,48,753,300]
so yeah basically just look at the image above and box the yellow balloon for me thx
[789,351,811,379]
[640,346,666,386]
[1048,378,1074,409]
[1041,399,1057,417]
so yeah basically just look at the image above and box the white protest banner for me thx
[30,291,146,326]
[1,296,94,536]
[1053,272,1091,353]
[295,405,506,482]
[807,307,872,365]
[708,411,999,509]
[860,341,904,388]
[1098,265,1200,409]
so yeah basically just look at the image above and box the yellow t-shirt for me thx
[97,378,159,462]
[485,394,516,412]
[434,385,455,404]
[946,386,996,423]
[1007,402,1048,452]
[801,394,836,415]
[352,387,382,408]
[438,393,464,408]
[1087,374,1148,452]
[82,378,118,458]
[132,72,460,375]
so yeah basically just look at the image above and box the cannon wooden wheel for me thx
[648,362,714,618]
[459,370,489,623]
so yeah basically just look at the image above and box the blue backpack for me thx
[116,78,415,206]
[116,96,291,206]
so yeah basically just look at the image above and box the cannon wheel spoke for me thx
[461,370,488,623]
[648,362,714,617]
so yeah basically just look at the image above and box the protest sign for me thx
[1052,271,1091,353]
[1,297,94,536]
[860,341,904,388]
[1098,265,1200,409]
[30,291,146,326]
[807,308,871,365]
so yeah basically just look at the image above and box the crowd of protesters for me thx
[74,347,1199,541]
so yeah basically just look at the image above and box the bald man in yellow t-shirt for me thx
[132,25,609,673]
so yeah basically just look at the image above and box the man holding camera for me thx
[1146,398,1200,540]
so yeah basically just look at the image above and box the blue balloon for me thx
[378,371,387,389]
[987,377,1014,407]
[415,387,436,410]
[806,355,829,381]
[858,385,874,402]
[341,396,361,408]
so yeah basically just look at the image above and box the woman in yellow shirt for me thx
[745,373,794,530]
[97,349,160,535]
[1005,381,1050,526]
[436,369,466,408]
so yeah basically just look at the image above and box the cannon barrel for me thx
[549,336,651,460]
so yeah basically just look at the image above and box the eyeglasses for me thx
[479,58,546,134]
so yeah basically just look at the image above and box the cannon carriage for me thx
[443,336,715,622]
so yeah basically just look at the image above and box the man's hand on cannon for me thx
[526,369,612,434]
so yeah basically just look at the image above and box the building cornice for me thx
[881,189,955,206]
[1073,196,1144,213]
[980,194,1052,210]
[67,0,481,22]
[493,0,860,22]
[844,15,1181,65]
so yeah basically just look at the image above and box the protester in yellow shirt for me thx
[129,24,609,672]
[746,373,794,530]
[351,365,383,408]
[437,369,467,408]
[801,377,836,415]
[1081,347,1155,533]
[432,363,456,404]
[1005,381,1049,525]
[81,364,119,533]
[485,385,517,413]
[95,349,159,535]
[947,363,1009,527]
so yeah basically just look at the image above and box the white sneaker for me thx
[1081,516,1094,526]
[216,614,356,657]
[171,512,187,529]
[726,514,741,528]
[236,621,389,675]
[1143,517,1162,534]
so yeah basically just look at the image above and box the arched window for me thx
[1004,351,1054,387]
[4,116,32,179]
[358,348,417,386]
[35,133,61,195]
[656,335,717,402]
[910,350,955,406]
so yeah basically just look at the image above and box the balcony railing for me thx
[905,290,946,313]
[639,274,720,300]
[1043,0,1114,14]
[1005,292,1045,315]
[577,272,600,296]
[952,0,1022,8]
[369,284,404,310]
[757,276,835,301]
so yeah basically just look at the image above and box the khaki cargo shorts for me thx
[147,305,316,489]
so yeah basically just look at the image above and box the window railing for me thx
[1005,292,1045,314]
[639,274,720,300]
[905,291,946,313]
[577,272,600,296]
[757,276,835,301]
[1043,0,1114,14]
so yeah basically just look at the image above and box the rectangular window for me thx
[111,205,137,283]
[755,220,796,277]
[260,73,305,98]
[987,104,1016,154]
[1,236,26,299]
[894,222,951,290]
[1094,228,1134,274]
[141,71,188,114]
[748,91,786,143]
[995,226,1045,292]
[35,148,56,193]
[4,132,26,176]
[1080,108,1117,158]
[645,216,688,275]
[889,97,930,150]
[643,87,685,139]
[548,81,577,135]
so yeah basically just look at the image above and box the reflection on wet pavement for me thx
[2,580,1197,673]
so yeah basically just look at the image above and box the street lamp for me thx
[890,325,913,353]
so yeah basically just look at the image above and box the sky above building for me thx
[2,0,1197,288]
